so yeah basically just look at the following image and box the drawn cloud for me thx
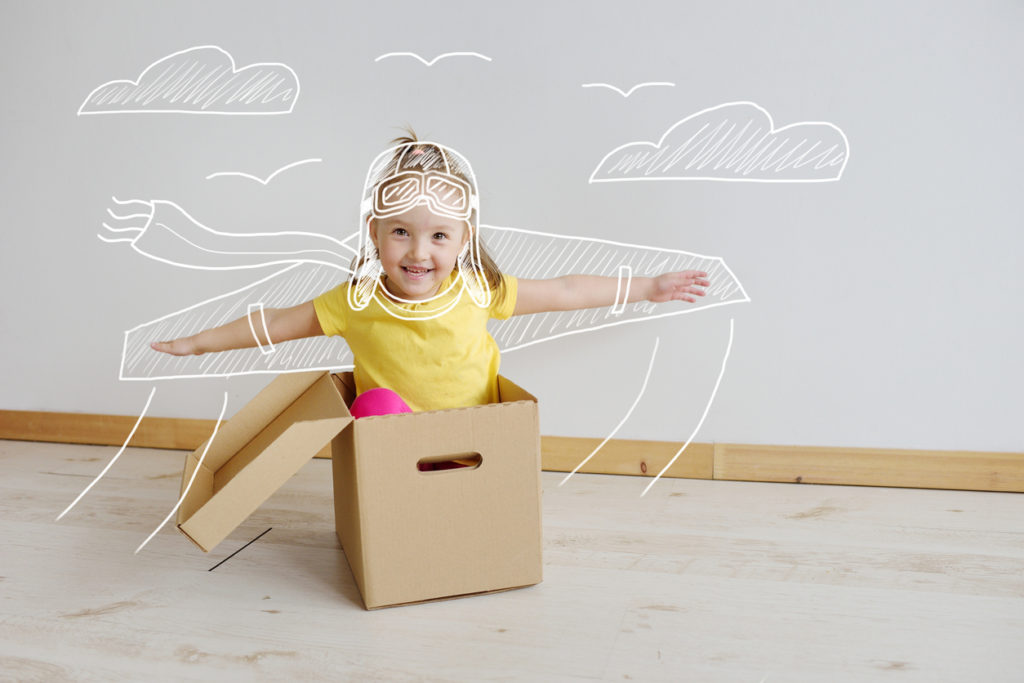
[590,101,848,183]
[78,45,299,115]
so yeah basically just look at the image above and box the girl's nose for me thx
[410,237,430,261]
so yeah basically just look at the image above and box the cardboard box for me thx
[176,370,543,610]
[330,372,543,609]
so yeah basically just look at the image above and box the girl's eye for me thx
[392,228,407,236]
[433,232,448,240]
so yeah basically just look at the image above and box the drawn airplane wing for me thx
[482,225,748,351]
[121,263,354,380]
[119,225,749,380]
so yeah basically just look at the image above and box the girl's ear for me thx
[367,217,378,248]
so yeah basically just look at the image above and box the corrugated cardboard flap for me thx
[496,375,537,404]
[177,371,352,552]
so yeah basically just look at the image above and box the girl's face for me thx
[369,203,470,301]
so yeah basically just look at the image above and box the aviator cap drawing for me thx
[349,140,491,314]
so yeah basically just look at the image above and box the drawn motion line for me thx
[135,391,229,554]
[559,337,660,487]
[55,387,157,521]
[206,158,322,185]
[641,318,735,497]
[581,82,675,97]
[374,52,492,66]
[208,527,273,571]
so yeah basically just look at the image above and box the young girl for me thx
[152,133,710,419]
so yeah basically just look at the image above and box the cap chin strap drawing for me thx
[370,242,477,321]
[349,141,492,317]
[457,236,491,309]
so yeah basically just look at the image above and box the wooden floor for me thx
[2,440,1023,682]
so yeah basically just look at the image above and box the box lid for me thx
[176,371,352,552]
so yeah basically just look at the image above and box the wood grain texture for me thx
[715,443,1024,493]
[0,410,215,450]
[2,410,1021,492]
[3,440,1023,681]
[541,435,713,479]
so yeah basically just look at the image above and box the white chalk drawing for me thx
[135,391,228,554]
[582,82,675,98]
[374,51,492,67]
[590,101,848,183]
[247,303,276,355]
[123,263,355,381]
[611,265,632,316]
[641,317,735,497]
[78,45,299,115]
[486,225,746,352]
[206,158,322,185]
[107,201,749,379]
[559,337,660,487]
[106,136,747,380]
[99,198,358,271]
[349,141,494,321]
[55,387,156,521]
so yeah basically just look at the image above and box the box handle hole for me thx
[417,452,482,473]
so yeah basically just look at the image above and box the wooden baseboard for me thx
[541,435,713,480]
[713,443,1024,493]
[0,409,215,451]
[2,410,1021,492]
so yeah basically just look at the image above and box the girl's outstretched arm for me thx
[150,301,323,356]
[512,271,710,317]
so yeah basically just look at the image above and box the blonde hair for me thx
[350,128,506,309]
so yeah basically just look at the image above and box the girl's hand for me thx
[649,270,710,303]
[150,338,198,356]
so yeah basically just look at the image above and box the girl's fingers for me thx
[151,340,180,355]
[674,287,706,301]
[678,273,710,286]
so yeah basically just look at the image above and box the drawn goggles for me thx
[362,170,478,221]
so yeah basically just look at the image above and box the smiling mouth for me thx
[402,266,433,277]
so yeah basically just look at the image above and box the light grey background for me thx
[2,1,1021,452]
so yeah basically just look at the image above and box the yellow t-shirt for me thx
[313,274,518,412]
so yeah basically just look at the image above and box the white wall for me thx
[2,1,1021,452]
